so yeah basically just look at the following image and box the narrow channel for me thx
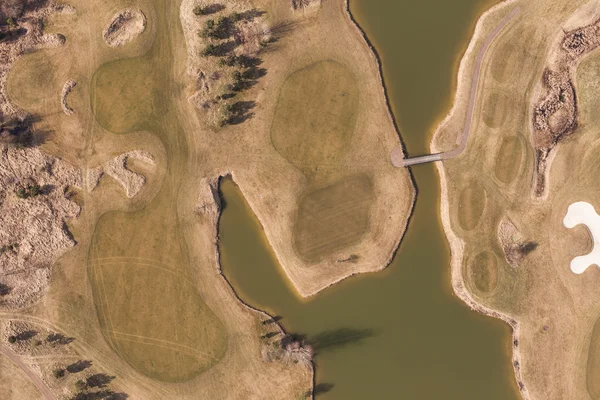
[219,0,521,399]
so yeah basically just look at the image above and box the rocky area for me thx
[102,8,146,47]
[532,18,600,197]
[0,146,81,309]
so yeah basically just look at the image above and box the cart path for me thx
[391,6,521,167]
[0,345,54,400]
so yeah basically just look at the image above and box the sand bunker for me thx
[0,146,82,309]
[60,79,77,116]
[563,201,600,274]
[103,9,146,47]
[89,150,155,198]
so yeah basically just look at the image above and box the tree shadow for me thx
[47,332,75,345]
[0,113,51,148]
[213,40,238,56]
[0,283,11,296]
[266,20,297,45]
[262,315,283,325]
[72,391,128,400]
[305,383,335,397]
[86,373,115,388]
[15,330,37,341]
[226,101,255,125]
[308,328,375,354]
[66,360,92,373]
[202,4,225,15]
[240,9,266,21]
[260,331,280,339]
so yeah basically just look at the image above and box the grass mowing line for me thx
[106,331,221,362]
[92,259,196,285]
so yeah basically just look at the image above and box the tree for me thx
[200,44,216,57]
[53,368,66,379]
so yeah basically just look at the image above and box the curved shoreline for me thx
[430,0,530,398]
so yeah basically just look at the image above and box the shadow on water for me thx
[217,0,520,398]
[309,328,375,354]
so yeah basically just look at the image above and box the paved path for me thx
[0,345,54,400]
[391,6,521,168]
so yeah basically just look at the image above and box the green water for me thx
[218,0,521,399]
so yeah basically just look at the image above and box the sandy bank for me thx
[90,150,155,198]
[60,79,77,116]
[103,9,146,47]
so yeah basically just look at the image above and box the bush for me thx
[75,379,87,391]
[200,44,216,57]
[53,368,66,379]
[8,336,16,344]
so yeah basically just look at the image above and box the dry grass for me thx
[0,352,44,399]
[1,0,313,398]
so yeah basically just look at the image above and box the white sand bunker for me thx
[563,201,600,273]
[88,150,155,198]
[103,9,146,47]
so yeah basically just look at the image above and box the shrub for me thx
[200,44,216,57]
[53,368,65,379]
[8,336,16,344]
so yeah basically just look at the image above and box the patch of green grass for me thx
[294,175,373,262]
[270,60,359,173]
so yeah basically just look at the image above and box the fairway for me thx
[293,175,373,262]
[88,199,228,382]
[270,60,359,172]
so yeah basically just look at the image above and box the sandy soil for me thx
[60,79,77,116]
[102,150,155,198]
[103,8,146,47]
